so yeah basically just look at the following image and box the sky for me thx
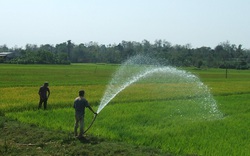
[1,0,250,49]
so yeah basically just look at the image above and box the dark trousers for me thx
[38,98,48,109]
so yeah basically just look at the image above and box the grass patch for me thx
[0,115,164,156]
[5,95,250,155]
[0,64,116,87]
[1,64,250,155]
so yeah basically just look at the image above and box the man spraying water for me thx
[73,90,97,138]
[76,55,222,137]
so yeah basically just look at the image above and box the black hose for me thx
[83,113,98,134]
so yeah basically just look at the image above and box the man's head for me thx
[44,82,49,87]
[79,90,85,96]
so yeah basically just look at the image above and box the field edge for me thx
[0,115,172,156]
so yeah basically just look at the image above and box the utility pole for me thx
[225,68,228,79]
[67,40,72,62]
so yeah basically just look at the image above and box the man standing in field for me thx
[38,82,50,110]
[74,90,97,138]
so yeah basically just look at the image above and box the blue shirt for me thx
[73,97,90,116]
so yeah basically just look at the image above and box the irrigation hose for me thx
[83,113,98,134]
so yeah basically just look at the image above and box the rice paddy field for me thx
[0,64,249,155]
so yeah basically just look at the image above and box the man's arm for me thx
[88,106,97,115]
[47,88,50,98]
[38,87,41,96]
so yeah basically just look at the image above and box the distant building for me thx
[0,52,14,61]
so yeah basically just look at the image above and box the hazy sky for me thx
[1,0,250,49]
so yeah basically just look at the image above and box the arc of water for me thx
[96,54,222,119]
[97,66,187,113]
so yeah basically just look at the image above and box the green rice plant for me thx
[1,64,250,155]
[5,107,96,133]
[6,94,249,155]
[0,85,105,112]
[0,64,116,87]
[186,68,250,95]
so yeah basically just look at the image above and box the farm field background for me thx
[0,64,250,155]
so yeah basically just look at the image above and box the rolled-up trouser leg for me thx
[74,116,80,136]
[79,116,84,136]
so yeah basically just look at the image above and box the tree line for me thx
[1,40,249,69]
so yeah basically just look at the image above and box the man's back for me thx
[39,86,49,98]
[74,97,89,116]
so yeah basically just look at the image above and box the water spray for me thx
[83,54,223,134]
[97,54,222,119]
